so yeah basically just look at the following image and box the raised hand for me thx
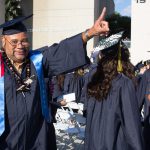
[92,7,109,36]
[82,7,109,43]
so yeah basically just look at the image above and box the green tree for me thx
[106,13,131,39]
[5,0,23,21]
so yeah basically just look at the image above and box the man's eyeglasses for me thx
[4,37,29,47]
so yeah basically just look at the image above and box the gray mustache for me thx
[12,48,29,55]
[13,48,28,52]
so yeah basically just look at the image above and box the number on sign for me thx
[136,0,146,3]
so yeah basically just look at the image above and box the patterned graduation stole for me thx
[0,53,5,136]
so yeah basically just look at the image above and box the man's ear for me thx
[147,94,150,102]
[1,36,6,48]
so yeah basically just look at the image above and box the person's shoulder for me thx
[138,69,150,82]
[121,73,131,80]
[113,73,134,88]
[34,46,49,51]
[89,63,97,71]
[85,66,97,81]
[120,74,135,88]
[65,72,74,79]
[29,46,49,54]
[144,69,150,77]
[88,64,97,74]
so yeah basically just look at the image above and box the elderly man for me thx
[0,7,109,150]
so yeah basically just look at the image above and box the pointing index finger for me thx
[98,7,106,21]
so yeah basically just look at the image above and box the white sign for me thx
[63,93,76,103]
[131,0,150,64]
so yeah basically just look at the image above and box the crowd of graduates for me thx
[49,36,150,149]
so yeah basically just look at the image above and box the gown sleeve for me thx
[120,78,144,150]
[42,33,88,76]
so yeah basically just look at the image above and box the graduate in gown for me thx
[136,68,150,150]
[0,7,109,150]
[83,32,144,150]
[63,68,85,103]
[50,74,67,123]
[134,61,145,84]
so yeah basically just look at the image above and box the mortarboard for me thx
[92,31,129,72]
[0,14,33,35]
[93,31,125,55]
[91,31,125,64]
[144,59,150,66]
[134,61,144,72]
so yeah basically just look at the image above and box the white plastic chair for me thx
[54,102,86,150]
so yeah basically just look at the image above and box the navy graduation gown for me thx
[63,73,84,103]
[51,76,63,101]
[50,76,63,123]
[136,69,150,150]
[0,33,88,150]
[83,73,144,150]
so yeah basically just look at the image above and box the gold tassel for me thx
[117,44,123,72]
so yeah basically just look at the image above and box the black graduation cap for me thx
[144,60,150,66]
[0,14,33,35]
[134,61,144,72]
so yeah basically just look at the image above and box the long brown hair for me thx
[56,73,65,91]
[87,46,135,100]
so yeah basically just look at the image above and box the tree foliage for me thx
[106,13,131,39]
[5,0,23,21]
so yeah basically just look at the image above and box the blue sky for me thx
[114,0,131,16]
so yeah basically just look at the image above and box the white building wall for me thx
[32,0,94,55]
[32,0,114,55]
[131,1,150,65]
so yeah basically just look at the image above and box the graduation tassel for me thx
[117,43,123,72]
